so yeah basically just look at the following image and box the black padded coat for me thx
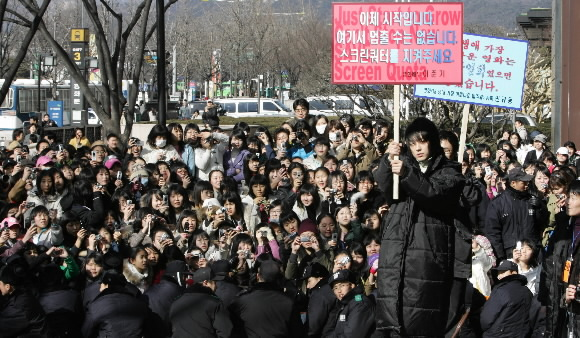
[374,152,464,337]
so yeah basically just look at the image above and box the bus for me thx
[0,79,104,130]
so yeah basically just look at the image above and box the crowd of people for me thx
[0,98,580,338]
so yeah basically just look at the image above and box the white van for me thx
[215,98,292,118]
[306,95,385,117]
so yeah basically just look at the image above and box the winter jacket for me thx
[374,152,465,336]
[328,286,375,338]
[82,286,157,338]
[202,106,220,127]
[229,282,305,338]
[224,149,251,182]
[484,186,546,261]
[539,213,575,338]
[335,142,378,173]
[25,189,65,222]
[32,225,64,247]
[169,284,233,338]
[215,279,242,308]
[181,144,196,178]
[141,143,180,164]
[480,274,532,338]
[194,132,230,181]
[38,288,83,337]
[68,194,106,231]
[123,259,152,293]
[307,279,336,338]
[0,289,47,338]
[143,276,184,332]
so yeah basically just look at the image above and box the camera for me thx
[117,171,122,180]
[91,151,97,161]
[16,155,21,164]
[160,233,169,241]
[204,136,214,144]
[352,136,359,142]
[296,131,307,140]
[95,234,103,241]
[484,166,492,176]
[332,233,338,241]
[300,235,311,243]
[126,200,133,205]
[217,207,226,214]
[163,195,168,204]
[329,189,336,194]
[58,144,63,152]
[95,183,103,189]
[26,202,36,208]
[256,132,263,137]
[261,230,268,237]
[30,169,37,180]
[288,232,298,240]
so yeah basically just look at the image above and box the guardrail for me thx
[43,125,103,144]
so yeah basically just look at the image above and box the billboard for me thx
[332,2,464,84]
[414,33,529,109]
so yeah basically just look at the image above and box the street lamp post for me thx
[37,53,57,117]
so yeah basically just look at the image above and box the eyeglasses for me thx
[295,108,307,113]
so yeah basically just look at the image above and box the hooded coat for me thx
[373,117,465,337]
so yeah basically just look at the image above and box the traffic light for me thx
[165,51,171,65]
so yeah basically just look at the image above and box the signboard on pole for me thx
[332,2,464,84]
[47,101,63,127]
[414,33,529,109]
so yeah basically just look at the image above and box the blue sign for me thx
[47,101,63,127]
[414,33,529,110]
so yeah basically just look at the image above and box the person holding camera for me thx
[335,128,378,174]
[202,100,221,129]
[195,129,229,181]
[288,121,315,160]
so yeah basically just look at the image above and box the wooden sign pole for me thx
[458,104,471,162]
[393,85,400,200]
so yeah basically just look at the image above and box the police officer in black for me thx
[327,270,375,338]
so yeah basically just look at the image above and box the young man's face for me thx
[332,281,353,300]
[409,140,430,162]
[568,192,580,217]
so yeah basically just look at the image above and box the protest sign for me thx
[414,33,529,109]
[332,2,464,84]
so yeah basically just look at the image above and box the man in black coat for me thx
[82,271,161,338]
[0,261,47,337]
[169,267,232,338]
[302,262,335,338]
[212,260,242,308]
[326,270,375,338]
[484,168,547,261]
[374,117,465,337]
[144,260,187,335]
[480,260,532,337]
[229,260,305,338]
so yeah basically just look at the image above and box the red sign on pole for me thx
[332,2,464,85]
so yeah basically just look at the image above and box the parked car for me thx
[478,113,537,127]
[214,98,292,118]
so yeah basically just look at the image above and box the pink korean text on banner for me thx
[332,2,464,85]
[414,33,529,110]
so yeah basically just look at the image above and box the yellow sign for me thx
[71,28,89,42]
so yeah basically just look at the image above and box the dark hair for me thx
[564,141,577,152]
[569,180,580,197]
[233,122,251,135]
[192,180,213,208]
[229,233,255,259]
[229,129,248,151]
[128,246,147,261]
[439,130,459,159]
[177,209,198,233]
[296,184,320,220]
[518,239,539,268]
[146,124,171,148]
[339,114,356,131]
[293,98,309,111]
[404,117,443,159]
[221,191,244,219]
[509,132,522,148]
[248,175,271,199]
[35,168,56,196]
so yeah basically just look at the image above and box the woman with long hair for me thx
[223,130,251,183]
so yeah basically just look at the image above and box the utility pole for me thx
[172,44,177,96]
[156,0,166,125]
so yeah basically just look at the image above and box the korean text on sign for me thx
[414,33,529,110]
[332,3,464,85]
